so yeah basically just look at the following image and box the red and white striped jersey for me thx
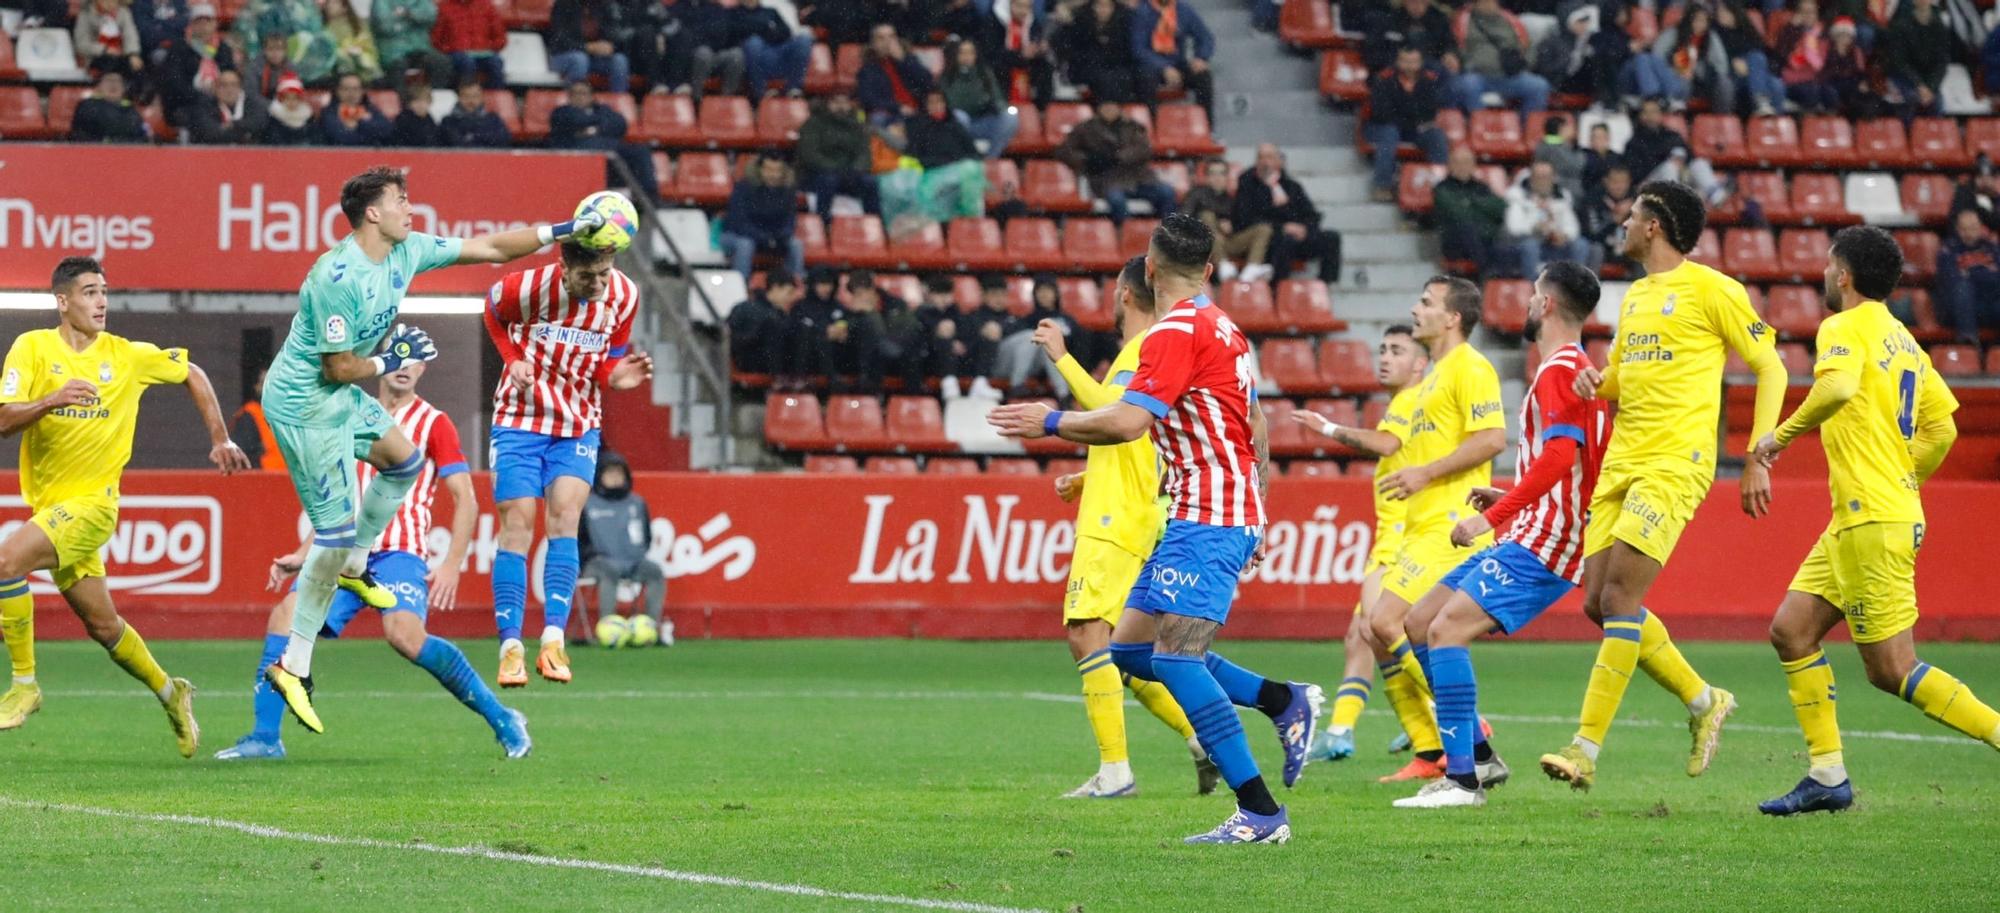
[486,263,641,438]
[359,396,470,561]
[1500,344,1610,582]
[1119,294,1265,527]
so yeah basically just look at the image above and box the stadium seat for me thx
[1360,395,1389,429]
[1734,171,1794,224]
[1260,339,1323,394]
[1843,172,1904,224]
[1275,279,1343,334]
[755,96,808,145]
[1022,159,1089,213]
[803,454,860,473]
[1985,348,2000,376]
[1908,118,1971,170]
[864,456,920,473]
[886,396,952,453]
[826,395,890,451]
[1896,230,1939,283]
[894,221,950,271]
[516,88,562,142]
[923,457,980,474]
[983,158,1020,208]
[12,27,84,81]
[1776,229,1830,282]
[671,152,732,206]
[0,86,48,139]
[1777,342,1813,377]
[1434,109,1467,149]
[1483,279,1531,334]
[944,217,1006,271]
[503,0,552,28]
[43,84,84,135]
[803,43,837,94]
[0,32,21,83]
[1318,339,1379,393]
[830,215,891,267]
[1789,173,1855,227]
[1298,398,1361,457]
[833,44,863,90]
[912,46,945,76]
[1745,116,1803,167]
[1261,399,1306,456]
[1691,113,1749,166]
[1219,280,1279,333]
[1058,277,1110,331]
[1119,219,1159,259]
[1008,103,1047,154]
[500,31,561,86]
[1062,218,1121,273]
[764,393,830,450]
[1468,109,1528,161]
[1152,160,1191,198]
[638,93,698,146]
[1001,217,1061,271]
[1585,338,1610,368]
[480,88,521,132]
[1763,286,1822,339]
[1965,118,2000,163]
[1280,0,1340,48]
[870,273,923,306]
[986,458,1042,476]
[1852,118,1909,169]
[651,152,674,202]
[1398,163,1445,214]
[1931,344,1981,377]
[1154,104,1222,157]
[1286,460,1337,478]
[1691,228,1724,266]
[698,95,756,148]
[951,276,984,312]
[1046,458,1088,475]
[1799,116,1858,167]
[1722,228,1782,282]
[1902,174,1955,225]
[1042,102,1090,144]
[366,89,402,119]
[1318,48,1368,101]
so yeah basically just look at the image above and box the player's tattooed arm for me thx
[1249,400,1270,500]
[1290,410,1401,456]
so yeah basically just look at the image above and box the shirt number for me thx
[1896,369,1917,441]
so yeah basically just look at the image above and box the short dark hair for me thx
[457,77,483,92]
[1829,225,1904,301]
[1397,44,1424,57]
[1634,180,1707,254]
[1118,255,1151,305]
[51,257,103,293]
[925,275,954,295]
[340,166,407,228]
[1538,260,1601,325]
[1149,213,1214,277]
[558,240,613,267]
[1427,275,1483,335]
[767,268,799,290]
[848,268,877,290]
[1383,323,1416,340]
[1543,113,1567,137]
[979,273,1007,292]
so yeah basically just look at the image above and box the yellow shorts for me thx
[1368,523,1404,575]
[1583,460,1712,566]
[1383,524,1487,605]
[29,493,117,591]
[1787,521,1922,644]
[1065,537,1145,625]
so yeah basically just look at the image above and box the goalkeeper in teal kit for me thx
[259,166,606,733]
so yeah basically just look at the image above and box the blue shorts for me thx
[290,550,429,638]
[1437,541,1575,636]
[491,426,601,503]
[1125,520,1260,625]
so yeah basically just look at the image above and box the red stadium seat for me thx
[865,456,921,473]
[1745,116,1803,167]
[368,89,401,118]
[986,458,1042,476]
[1483,279,1531,334]
[1852,118,1909,169]
[1902,174,1955,225]
[826,395,890,451]
[597,92,637,127]
[1318,339,1379,393]
[481,89,521,132]
[1291,460,1343,478]
[1275,279,1343,334]
[698,95,756,148]
[830,215,891,267]
[1722,228,1782,281]
[1002,217,1062,271]
[983,158,1021,208]
[796,213,829,262]
[803,42,837,95]
[671,152,732,206]
[1734,171,1794,224]
[833,43,863,90]
[925,457,980,474]
[1120,219,1159,258]
[1896,230,1939,283]
[1799,116,1858,167]
[945,217,1006,271]
[804,454,859,473]
[1219,280,1279,333]
[1154,104,1222,157]
[1008,103,1047,154]
[650,151,673,199]
[1763,286,1822,339]
[1475,165,1510,197]
[1280,0,1340,48]
[0,32,21,83]
[1984,348,2000,376]
[1468,109,1528,161]
[1022,159,1089,213]
[1965,118,2000,163]
[886,396,952,452]
[1062,218,1122,273]
[755,96,808,145]
[1260,339,1323,393]
[1046,458,1088,475]
[1058,277,1111,331]
[520,88,564,142]
[1318,48,1368,101]
[1777,342,1813,376]
[1152,160,1191,199]
[764,393,830,450]
[44,85,85,136]
[1908,118,1971,170]
[1931,344,1981,377]
[873,273,923,305]
[1691,228,1724,266]
[1298,398,1361,457]
[1042,102,1090,144]
[1398,163,1446,214]
[1691,114,1749,166]
[1435,109,1467,150]
[893,221,949,271]
[638,93,699,146]
[1360,395,1388,429]
[1776,229,1830,282]
[1789,173,1855,227]
[0,87,50,140]
[1585,338,1610,368]
[504,0,551,28]
[1262,399,1306,456]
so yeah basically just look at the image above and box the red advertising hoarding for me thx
[0,145,604,293]
[4,472,1994,642]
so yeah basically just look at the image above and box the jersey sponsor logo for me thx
[1,495,223,595]
[2,368,16,397]
[1152,566,1202,589]
[1822,344,1851,361]
[1749,321,1769,341]
[325,314,349,344]
[98,362,112,383]
[166,349,181,362]
[1661,294,1676,316]
[1470,401,1501,420]
[530,324,611,351]
[391,269,405,290]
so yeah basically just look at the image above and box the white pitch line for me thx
[42,687,1985,746]
[0,797,1043,913]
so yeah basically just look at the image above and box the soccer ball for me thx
[595,614,633,648]
[573,191,639,253]
[628,615,659,647]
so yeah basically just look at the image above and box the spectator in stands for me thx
[727,269,810,384]
[71,70,150,142]
[940,39,1019,159]
[996,275,1073,399]
[1452,0,1549,116]
[1985,25,2000,96]
[1055,0,1138,102]
[1880,0,1952,117]
[837,269,923,395]
[857,23,934,125]
[1624,98,1727,205]
[373,0,452,88]
[1534,113,1585,202]
[135,0,189,63]
[933,0,1000,54]
[685,0,746,101]
[1951,156,2000,235]
[731,0,811,99]
[245,33,292,100]
[230,367,284,471]
[720,153,807,281]
[1581,162,1636,271]
[1533,2,1619,107]
[1131,0,1216,118]
[1506,160,1590,279]
[580,452,668,642]
[324,0,383,84]
[793,266,844,378]
[994,0,1056,106]
[799,2,875,46]
[1434,145,1508,275]
[549,81,661,204]
[1365,46,1451,204]
[1625,6,1705,110]
[1579,121,1619,193]
[914,276,968,387]
[391,84,441,145]
[1781,12,1873,116]
[883,90,988,227]
[798,94,881,223]
[261,74,316,143]
[157,4,232,122]
[316,71,392,145]
[241,0,336,85]
[11,0,71,28]
[1057,97,1177,225]
[956,275,1012,389]
[74,0,145,80]
[629,0,690,95]
[1938,209,2000,344]
[1712,0,1781,116]
[1236,143,1341,285]
[1363,0,1454,73]
[186,68,268,143]
[433,0,506,88]
[548,0,633,94]
[1183,158,1272,282]
[441,78,513,146]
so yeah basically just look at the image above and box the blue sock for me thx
[1153,654,1258,788]
[1430,645,1479,778]
[1203,652,1269,709]
[493,549,527,642]
[541,537,579,637]
[1109,642,1157,681]
[251,633,287,741]
[1412,642,1433,684]
[415,636,509,729]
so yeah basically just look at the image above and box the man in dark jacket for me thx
[71,70,149,142]
[1365,46,1451,200]
[856,22,935,124]
[727,269,809,383]
[956,275,1012,383]
[390,87,442,146]
[1622,97,1689,184]
[902,90,982,170]
[1363,0,1454,72]
[549,81,661,204]
[913,275,966,383]
[1880,0,1954,116]
[1055,0,1138,101]
[185,68,268,144]
[1235,143,1341,284]
[157,3,234,123]
[797,94,881,222]
[686,0,745,101]
[720,154,805,280]
[316,72,393,146]
[1131,0,1216,118]
[440,79,512,147]
[632,0,697,94]
[579,452,669,644]
[547,0,633,93]
[1433,145,1508,275]
[835,269,922,394]
[1183,158,1272,279]
[734,0,811,97]
[1939,209,2000,344]
[1580,162,1636,272]
[1056,98,1177,224]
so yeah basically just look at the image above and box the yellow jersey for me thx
[1796,301,1957,529]
[1604,259,1775,470]
[0,329,190,509]
[1058,340,1165,556]
[1372,385,1422,546]
[1388,343,1504,531]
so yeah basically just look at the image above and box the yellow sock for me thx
[1380,659,1441,754]
[1077,650,1128,764]
[1125,674,1195,741]
[1781,649,1844,770]
[1577,613,1645,747]
[1390,635,1432,699]
[107,623,170,700]
[0,577,34,684]
[1901,661,2000,748]
[1636,609,1708,708]
[1329,675,1372,730]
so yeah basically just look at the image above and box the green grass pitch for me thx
[1,638,1996,912]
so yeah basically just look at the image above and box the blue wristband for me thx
[1042,410,1064,437]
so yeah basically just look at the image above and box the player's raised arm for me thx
[989,399,1156,446]
[453,207,608,265]
[1291,410,1402,457]
[179,361,252,474]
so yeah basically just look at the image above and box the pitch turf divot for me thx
[0,797,1043,913]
